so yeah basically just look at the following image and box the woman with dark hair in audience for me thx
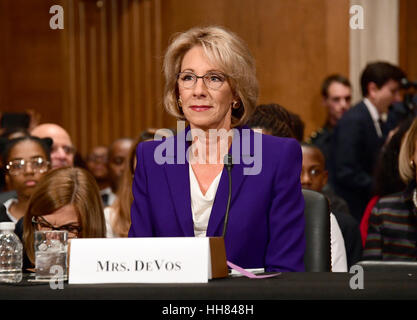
[16,167,106,269]
[247,103,295,138]
[360,116,413,246]
[0,136,52,223]
[105,138,139,237]
[363,117,417,260]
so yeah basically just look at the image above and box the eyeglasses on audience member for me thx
[5,157,49,176]
[32,216,82,238]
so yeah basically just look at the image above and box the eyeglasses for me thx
[177,71,227,90]
[32,216,82,238]
[5,157,49,176]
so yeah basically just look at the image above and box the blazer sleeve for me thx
[265,139,306,272]
[128,142,154,237]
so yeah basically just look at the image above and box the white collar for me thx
[363,98,381,122]
[3,198,19,224]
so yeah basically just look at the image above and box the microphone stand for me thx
[222,154,233,237]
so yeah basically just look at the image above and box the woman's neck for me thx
[189,126,233,165]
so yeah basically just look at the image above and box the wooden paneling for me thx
[399,0,417,82]
[0,0,64,124]
[1,0,356,155]
[160,0,350,138]
[62,0,163,155]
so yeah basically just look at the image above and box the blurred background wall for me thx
[0,0,416,156]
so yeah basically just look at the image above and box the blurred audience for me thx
[15,167,106,270]
[105,138,140,237]
[31,123,75,169]
[301,143,362,268]
[330,61,406,221]
[360,116,413,246]
[108,138,134,195]
[0,136,51,223]
[86,145,114,207]
[363,117,417,260]
[247,103,295,138]
[307,74,352,165]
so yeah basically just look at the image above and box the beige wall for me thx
[349,0,399,104]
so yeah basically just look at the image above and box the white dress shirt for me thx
[363,98,386,138]
[3,198,18,224]
[330,212,348,272]
[189,164,222,237]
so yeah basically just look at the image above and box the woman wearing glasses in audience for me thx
[0,136,52,223]
[129,26,305,272]
[15,167,106,270]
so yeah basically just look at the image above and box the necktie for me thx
[378,118,389,138]
[101,193,109,207]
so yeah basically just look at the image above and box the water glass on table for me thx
[34,230,68,281]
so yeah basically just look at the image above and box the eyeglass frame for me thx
[32,216,82,236]
[176,71,228,90]
[5,157,50,176]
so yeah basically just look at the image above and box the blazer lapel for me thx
[206,126,251,236]
[163,126,194,236]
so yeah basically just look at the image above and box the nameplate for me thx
[68,237,227,284]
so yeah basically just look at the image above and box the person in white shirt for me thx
[300,144,348,272]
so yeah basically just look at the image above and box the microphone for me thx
[222,154,233,237]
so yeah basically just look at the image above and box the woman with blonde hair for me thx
[129,26,305,272]
[17,167,106,268]
[363,117,417,260]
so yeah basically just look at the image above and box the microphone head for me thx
[224,154,233,168]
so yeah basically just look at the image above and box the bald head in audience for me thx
[31,123,75,169]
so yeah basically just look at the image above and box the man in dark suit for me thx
[329,61,405,221]
[307,74,352,167]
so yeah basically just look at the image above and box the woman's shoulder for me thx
[373,191,411,213]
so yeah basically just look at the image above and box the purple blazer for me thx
[129,126,306,272]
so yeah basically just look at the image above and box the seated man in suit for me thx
[329,61,406,221]
[301,143,362,269]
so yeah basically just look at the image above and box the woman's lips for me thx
[190,105,212,112]
[25,180,37,187]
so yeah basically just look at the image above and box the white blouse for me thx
[189,164,222,237]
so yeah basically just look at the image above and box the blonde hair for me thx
[163,26,258,127]
[398,118,417,183]
[23,167,106,264]
[109,137,139,237]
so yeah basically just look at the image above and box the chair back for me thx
[302,189,331,272]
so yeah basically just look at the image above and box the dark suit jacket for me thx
[0,203,10,223]
[329,101,390,221]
